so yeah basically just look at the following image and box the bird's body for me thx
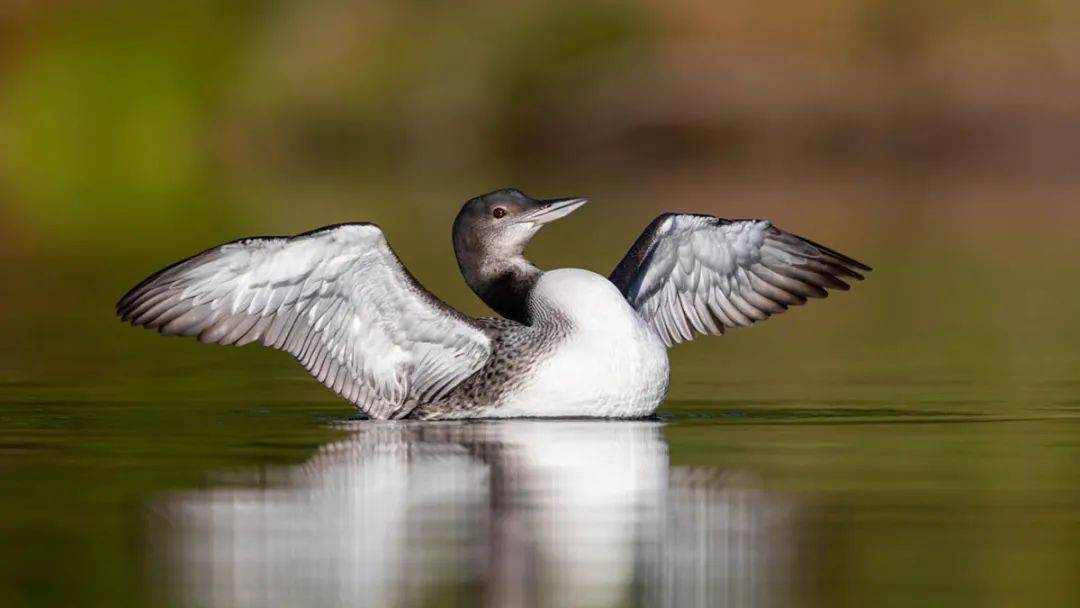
[117,189,869,419]
[413,269,669,420]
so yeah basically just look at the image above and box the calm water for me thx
[2,234,1079,607]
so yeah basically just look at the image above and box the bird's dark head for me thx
[453,188,587,262]
[452,188,587,321]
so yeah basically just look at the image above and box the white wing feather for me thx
[117,224,492,419]
[611,214,870,347]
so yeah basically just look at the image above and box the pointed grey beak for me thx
[522,197,588,225]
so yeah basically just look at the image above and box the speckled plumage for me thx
[408,316,569,419]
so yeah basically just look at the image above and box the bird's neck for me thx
[459,254,541,324]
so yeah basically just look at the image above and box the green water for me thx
[1,233,1078,608]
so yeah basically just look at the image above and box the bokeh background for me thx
[2,1,1079,607]
[4,0,1079,367]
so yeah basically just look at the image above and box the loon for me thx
[117,188,870,419]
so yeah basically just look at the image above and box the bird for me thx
[116,188,870,420]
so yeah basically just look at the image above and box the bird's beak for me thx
[522,197,588,225]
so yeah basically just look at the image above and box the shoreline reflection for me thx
[158,421,810,607]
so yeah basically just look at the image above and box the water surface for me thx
[1,231,1078,608]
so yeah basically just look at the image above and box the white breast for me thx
[480,269,670,418]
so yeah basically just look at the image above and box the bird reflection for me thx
[158,421,808,608]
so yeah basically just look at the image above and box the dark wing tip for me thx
[115,286,143,322]
[848,259,872,274]
[116,284,145,319]
[768,227,872,275]
[805,237,872,273]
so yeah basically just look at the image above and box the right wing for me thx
[610,214,870,347]
[116,223,492,419]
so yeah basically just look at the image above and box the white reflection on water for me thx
[157,421,809,608]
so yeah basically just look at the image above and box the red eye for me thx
[492,208,506,219]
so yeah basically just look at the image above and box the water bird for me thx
[117,188,870,419]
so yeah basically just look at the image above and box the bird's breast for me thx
[480,269,670,418]
[528,269,645,329]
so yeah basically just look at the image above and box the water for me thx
[157,421,805,608]
[2,218,1079,607]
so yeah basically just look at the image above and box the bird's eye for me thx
[492,208,506,219]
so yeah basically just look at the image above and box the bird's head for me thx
[452,188,587,262]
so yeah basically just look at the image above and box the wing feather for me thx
[610,214,870,347]
[117,223,492,419]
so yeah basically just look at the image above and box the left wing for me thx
[116,223,492,419]
[609,214,871,347]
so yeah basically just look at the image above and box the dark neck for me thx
[457,253,541,324]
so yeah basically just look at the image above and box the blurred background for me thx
[1,1,1079,607]
[5,0,1080,255]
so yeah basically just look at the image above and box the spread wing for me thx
[116,223,492,419]
[610,214,871,347]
